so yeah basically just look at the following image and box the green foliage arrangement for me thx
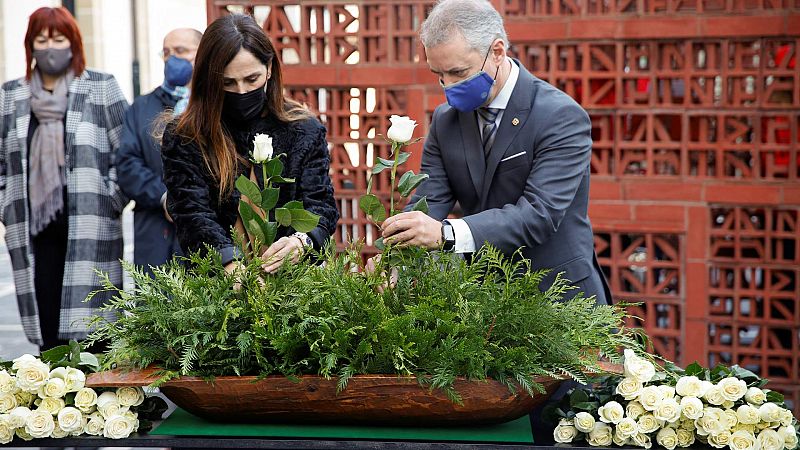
[89,243,645,401]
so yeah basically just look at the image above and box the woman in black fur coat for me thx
[161,14,339,274]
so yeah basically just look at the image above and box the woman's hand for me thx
[261,236,305,273]
[224,260,245,290]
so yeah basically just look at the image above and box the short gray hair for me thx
[419,0,508,53]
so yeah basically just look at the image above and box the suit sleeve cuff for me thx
[448,218,476,254]
[218,246,243,266]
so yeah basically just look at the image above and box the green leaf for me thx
[572,401,599,411]
[235,175,261,205]
[270,176,295,184]
[397,171,429,197]
[731,365,760,382]
[248,218,266,245]
[79,352,100,372]
[275,208,292,227]
[264,158,284,178]
[374,237,385,250]
[359,194,386,223]
[239,202,259,240]
[284,200,304,210]
[260,187,280,211]
[289,209,320,233]
[569,388,589,406]
[371,158,394,175]
[685,362,704,377]
[396,152,411,166]
[766,390,785,404]
[40,345,70,365]
[411,197,429,214]
[262,221,277,248]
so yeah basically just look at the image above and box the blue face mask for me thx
[441,48,499,113]
[164,56,193,87]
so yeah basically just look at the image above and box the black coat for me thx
[117,87,183,274]
[161,113,339,266]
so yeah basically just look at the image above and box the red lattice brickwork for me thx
[206,1,800,413]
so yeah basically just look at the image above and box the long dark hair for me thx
[174,14,311,197]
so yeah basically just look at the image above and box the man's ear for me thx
[491,38,506,64]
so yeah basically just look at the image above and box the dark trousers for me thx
[31,209,69,352]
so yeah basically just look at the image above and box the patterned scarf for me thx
[161,81,190,115]
[28,70,72,236]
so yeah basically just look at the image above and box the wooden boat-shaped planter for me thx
[87,367,564,426]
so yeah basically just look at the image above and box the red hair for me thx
[24,7,86,80]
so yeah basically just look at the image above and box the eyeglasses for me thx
[160,46,196,59]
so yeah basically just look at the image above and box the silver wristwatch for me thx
[292,232,313,249]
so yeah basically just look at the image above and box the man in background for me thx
[118,28,202,276]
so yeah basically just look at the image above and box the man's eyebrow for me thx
[430,66,470,74]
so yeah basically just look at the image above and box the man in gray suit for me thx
[381,0,611,304]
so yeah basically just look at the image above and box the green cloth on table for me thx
[152,408,533,443]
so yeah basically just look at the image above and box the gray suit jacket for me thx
[408,60,611,304]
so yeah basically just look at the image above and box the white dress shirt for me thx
[448,57,520,253]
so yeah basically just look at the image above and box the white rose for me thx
[588,422,613,447]
[15,427,33,441]
[778,427,798,450]
[695,407,727,436]
[734,423,757,434]
[623,349,656,383]
[116,386,145,407]
[13,358,50,393]
[627,401,647,419]
[96,391,124,418]
[387,115,417,144]
[57,406,83,433]
[655,397,682,423]
[779,409,794,427]
[74,387,98,413]
[758,429,786,450]
[64,368,86,392]
[8,406,31,428]
[38,377,67,398]
[25,409,55,438]
[11,354,37,371]
[680,396,704,420]
[637,413,660,434]
[252,133,274,162]
[676,376,707,397]
[704,385,726,405]
[708,430,732,448]
[122,410,140,432]
[0,371,15,394]
[616,377,644,400]
[50,424,70,438]
[616,417,639,438]
[0,418,13,445]
[724,408,739,427]
[84,413,105,436]
[0,392,17,413]
[574,411,596,432]
[553,419,578,443]
[614,428,631,446]
[718,377,748,402]
[632,432,653,449]
[37,397,64,415]
[745,387,767,405]
[598,401,624,424]
[657,427,679,450]
[659,385,676,399]
[104,414,135,439]
[730,429,759,450]
[676,428,695,447]
[759,402,784,423]
[15,390,34,407]
[638,385,664,411]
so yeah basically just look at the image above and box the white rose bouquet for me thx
[546,348,799,450]
[0,341,166,444]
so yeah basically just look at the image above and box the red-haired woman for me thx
[0,7,129,350]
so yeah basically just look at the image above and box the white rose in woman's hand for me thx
[252,133,273,162]
[387,115,417,144]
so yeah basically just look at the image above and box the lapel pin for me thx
[512,118,520,126]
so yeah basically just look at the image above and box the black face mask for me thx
[222,84,266,122]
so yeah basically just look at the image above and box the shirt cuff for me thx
[218,246,243,266]
[160,191,168,208]
[448,218,476,254]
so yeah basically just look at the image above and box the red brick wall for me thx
[207,0,800,413]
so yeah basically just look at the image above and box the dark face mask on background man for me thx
[33,48,73,75]
[222,83,267,122]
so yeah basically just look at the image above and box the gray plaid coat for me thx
[0,70,129,345]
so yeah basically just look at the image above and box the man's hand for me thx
[261,236,305,273]
[381,211,441,249]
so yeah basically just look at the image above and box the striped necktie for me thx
[477,107,500,156]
